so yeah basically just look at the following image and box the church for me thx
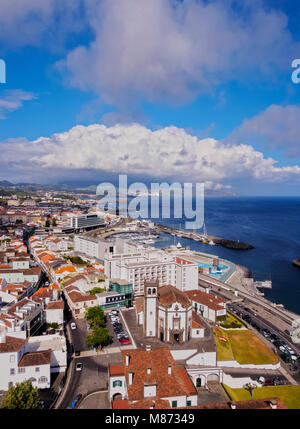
[136,280,205,344]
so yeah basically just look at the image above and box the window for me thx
[18,368,25,374]
[9,355,15,363]
[173,318,180,330]
[35,367,40,372]
[113,380,122,387]
[10,368,15,375]
[39,377,47,383]
[187,400,191,406]
[171,401,177,408]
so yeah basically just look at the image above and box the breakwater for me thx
[154,224,254,250]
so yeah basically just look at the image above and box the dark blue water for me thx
[147,196,300,315]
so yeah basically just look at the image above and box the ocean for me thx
[146,196,300,315]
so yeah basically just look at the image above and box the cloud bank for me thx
[0,123,298,188]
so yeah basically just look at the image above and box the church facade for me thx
[137,280,205,344]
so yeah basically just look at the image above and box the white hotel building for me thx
[74,235,198,296]
[105,249,198,296]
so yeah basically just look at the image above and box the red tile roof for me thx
[176,257,194,265]
[185,290,226,311]
[120,347,197,401]
[109,365,125,376]
[159,285,191,309]
[135,297,144,314]
[112,398,171,409]
[0,335,27,353]
[46,300,64,310]
[192,311,205,329]
[18,349,52,367]
[183,397,287,409]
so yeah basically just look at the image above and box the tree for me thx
[243,382,257,398]
[88,287,105,295]
[2,380,40,409]
[85,326,111,350]
[46,322,59,330]
[85,306,105,327]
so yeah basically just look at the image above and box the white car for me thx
[71,322,76,330]
[76,362,83,372]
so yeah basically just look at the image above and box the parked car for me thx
[242,315,252,323]
[76,362,83,372]
[71,394,82,409]
[262,329,271,338]
[75,350,81,356]
[120,338,130,344]
[270,334,280,342]
[264,377,273,386]
[273,376,282,386]
[70,322,76,330]
[257,376,265,386]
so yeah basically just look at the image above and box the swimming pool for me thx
[190,260,228,270]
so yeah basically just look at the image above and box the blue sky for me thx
[0,0,300,195]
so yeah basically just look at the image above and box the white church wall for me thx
[187,351,217,366]
[171,349,197,361]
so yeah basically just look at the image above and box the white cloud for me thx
[226,104,300,158]
[0,0,84,49]
[59,0,299,107]
[0,90,37,118]
[2,123,294,186]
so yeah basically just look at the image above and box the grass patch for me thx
[214,327,278,365]
[220,312,246,329]
[223,384,300,409]
[213,327,235,361]
[228,330,278,365]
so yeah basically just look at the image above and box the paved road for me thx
[57,353,122,409]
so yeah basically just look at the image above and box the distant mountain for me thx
[0,180,14,187]
[0,179,237,197]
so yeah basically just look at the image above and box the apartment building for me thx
[0,297,44,338]
[0,327,67,390]
[70,214,105,229]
